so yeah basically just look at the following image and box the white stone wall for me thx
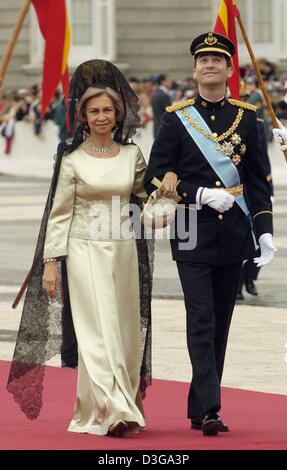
[116,0,213,79]
[2,0,287,88]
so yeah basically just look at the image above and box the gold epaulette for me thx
[166,99,195,113]
[228,98,257,112]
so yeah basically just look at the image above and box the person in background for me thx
[51,90,71,142]
[237,79,274,300]
[0,93,17,155]
[151,74,172,137]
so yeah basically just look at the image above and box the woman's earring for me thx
[82,122,90,140]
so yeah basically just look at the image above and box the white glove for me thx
[254,233,277,267]
[201,188,235,213]
[272,119,287,151]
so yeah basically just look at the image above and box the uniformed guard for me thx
[237,79,274,300]
[144,32,277,436]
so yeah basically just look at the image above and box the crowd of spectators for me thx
[0,85,67,155]
[2,58,287,156]
[127,59,287,142]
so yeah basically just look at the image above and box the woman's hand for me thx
[42,261,58,300]
[157,172,178,199]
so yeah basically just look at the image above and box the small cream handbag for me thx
[140,177,181,229]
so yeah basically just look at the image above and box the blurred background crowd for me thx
[1,57,287,157]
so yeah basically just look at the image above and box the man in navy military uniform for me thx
[144,32,276,435]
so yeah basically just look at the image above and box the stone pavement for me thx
[0,134,286,396]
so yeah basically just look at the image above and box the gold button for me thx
[215,181,221,187]
[210,115,216,121]
[218,214,223,220]
[213,132,218,138]
[183,192,188,197]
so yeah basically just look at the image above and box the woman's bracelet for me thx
[43,257,57,264]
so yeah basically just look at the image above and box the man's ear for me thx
[227,66,234,79]
[193,68,197,80]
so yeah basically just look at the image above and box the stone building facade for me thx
[0,0,287,90]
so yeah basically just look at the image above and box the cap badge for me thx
[204,33,218,46]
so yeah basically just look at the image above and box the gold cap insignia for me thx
[204,33,218,46]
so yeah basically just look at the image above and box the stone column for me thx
[278,0,287,59]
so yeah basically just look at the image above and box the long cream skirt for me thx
[66,237,145,435]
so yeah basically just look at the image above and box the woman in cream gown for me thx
[42,83,148,436]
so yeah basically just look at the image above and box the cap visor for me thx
[194,47,232,58]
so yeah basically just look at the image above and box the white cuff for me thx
[195,187,204,210]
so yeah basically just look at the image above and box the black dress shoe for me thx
[202,413,229,436]
[217,416,229,432]
[191,417,202,430]
[245,278,258,296]
[61,361,78,368]
[107,420,128,437]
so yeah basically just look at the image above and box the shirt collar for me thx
[159,85,170,95]
[195,94,226,110]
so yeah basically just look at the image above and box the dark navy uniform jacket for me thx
[144,95,273,265]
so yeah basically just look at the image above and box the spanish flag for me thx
[31,0,70,123]
[214,0,240,99]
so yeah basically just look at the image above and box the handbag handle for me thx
[151,177,182,203]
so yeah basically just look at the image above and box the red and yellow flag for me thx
[31,0,70,123]
[214,0,240,99]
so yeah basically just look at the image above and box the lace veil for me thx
[7,60,154,419]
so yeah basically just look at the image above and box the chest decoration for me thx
[180,107,246,166]
[216,133,247,166]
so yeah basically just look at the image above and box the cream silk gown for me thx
[43,144,147,435]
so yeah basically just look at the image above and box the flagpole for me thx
[236,13,287,162]
[0,0,32,88]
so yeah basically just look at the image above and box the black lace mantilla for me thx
[7,60,153,419]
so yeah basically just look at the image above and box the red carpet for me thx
[1,360,287,450]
